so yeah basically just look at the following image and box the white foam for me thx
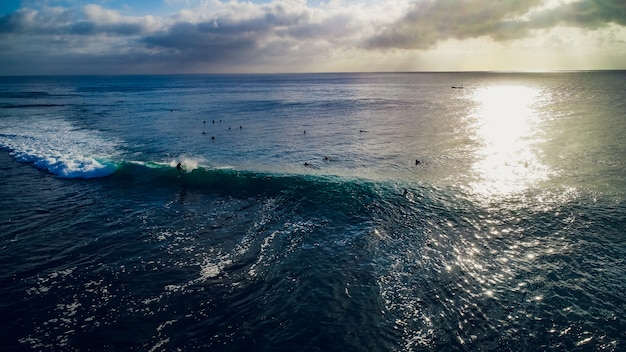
[0,118,120,178]
[169,157,203,172]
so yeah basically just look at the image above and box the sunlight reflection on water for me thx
[468,85,550,197]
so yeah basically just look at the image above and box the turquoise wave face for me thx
[111,160,392,214]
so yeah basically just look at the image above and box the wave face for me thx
[1,72,625,351]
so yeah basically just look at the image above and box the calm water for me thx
[1,72,625,351]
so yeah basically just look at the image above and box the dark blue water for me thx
[1,72,625,351]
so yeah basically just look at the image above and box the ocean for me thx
[0,72,624,351]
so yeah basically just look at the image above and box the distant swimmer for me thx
[202,131,207,135]
[360,129,368,133]
[176,163,185,174]
[212,136,215,140]
[304,162,320,169]
[415,159,421,165]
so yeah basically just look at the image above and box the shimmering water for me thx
[1,72,625,351]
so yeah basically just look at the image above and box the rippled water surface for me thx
[1,72,625,351]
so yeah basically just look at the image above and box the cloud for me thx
[532,0,626,29]
[365,0,626,50]
[0,5,157,36]
[142,22,260,65]
[139,2,311,68]
[365,0,542,49]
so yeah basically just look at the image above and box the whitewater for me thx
[1,72,625,351]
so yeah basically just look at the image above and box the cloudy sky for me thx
[0,0,624,74]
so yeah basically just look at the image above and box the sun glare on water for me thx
[468,85,549,197]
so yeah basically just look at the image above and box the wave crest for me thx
[0,119,121,179]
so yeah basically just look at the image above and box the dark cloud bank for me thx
[366,0,626,50]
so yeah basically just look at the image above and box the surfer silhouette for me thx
[176,163,185,174]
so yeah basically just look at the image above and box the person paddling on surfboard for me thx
[176,163,185,175]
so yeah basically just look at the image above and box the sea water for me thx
[0,72,625,351]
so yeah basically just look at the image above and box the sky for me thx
[0,0,624,75]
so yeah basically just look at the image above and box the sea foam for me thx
[0,119,120,178]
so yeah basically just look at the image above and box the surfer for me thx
[176,163,185,174]
[403,188,415,201]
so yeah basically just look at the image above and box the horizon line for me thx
[1,69,625,77]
